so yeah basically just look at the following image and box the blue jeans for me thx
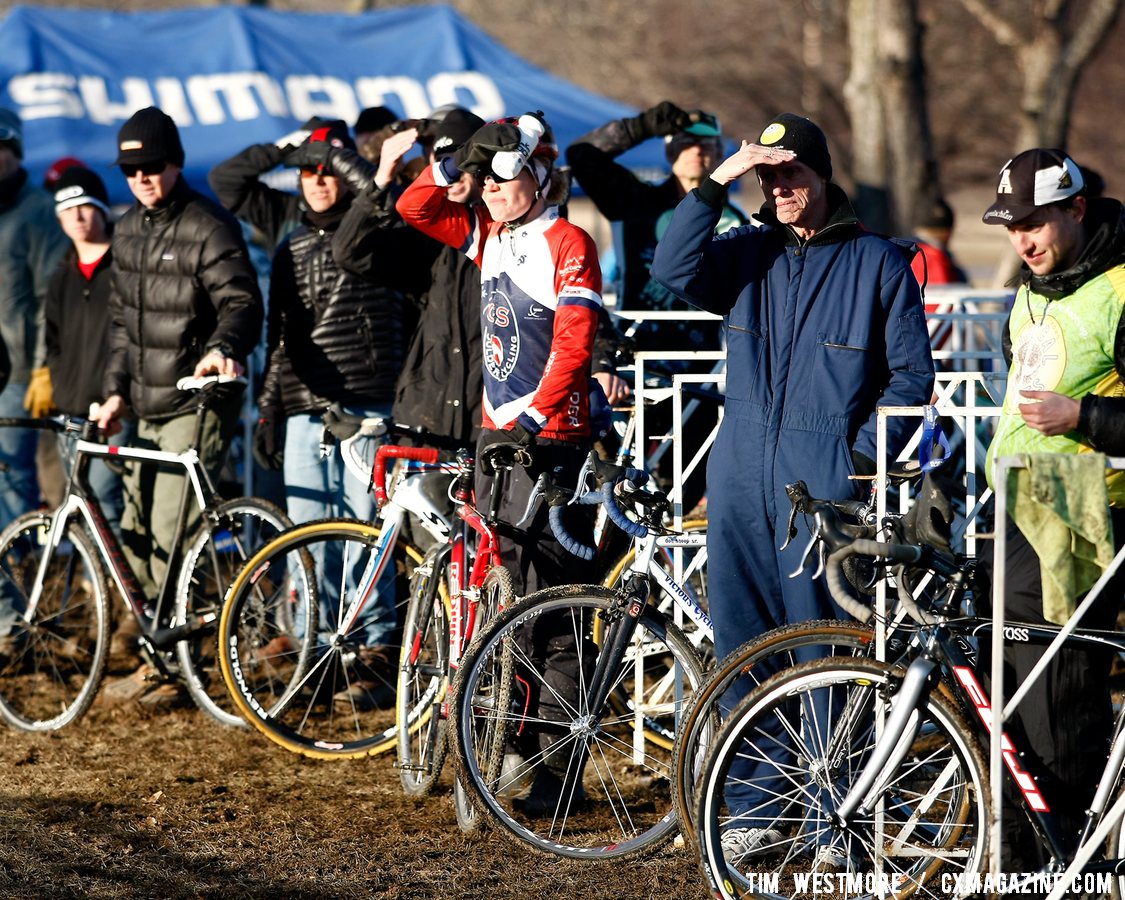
[0,382,40,525]
[283,406,395,648]
[0,383,40,637]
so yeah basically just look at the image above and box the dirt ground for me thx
[0,701,706,900]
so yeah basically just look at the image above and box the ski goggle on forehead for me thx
[0,125,18,143]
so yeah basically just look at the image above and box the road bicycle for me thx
[0,376,291,730]
[393,440,528,833]
[218,415,522,786]
[671,477,925,842]
[693,480,1125,900]
[448,455,709,859]
[218,413,454,758]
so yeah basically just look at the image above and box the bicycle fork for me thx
[833,656,936,826]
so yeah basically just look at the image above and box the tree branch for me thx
[956,0,1022,47]
[1063,0,1124,71]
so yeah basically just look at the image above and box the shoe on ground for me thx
[810,842,863,873]
[258,634,296,661]
[354,644,395,684]
[510,769,587,817]
[496,751,532,799]
[332,679,394,712]
[720,826,785,862]
[98,663,159,708]
[136,681,191,712]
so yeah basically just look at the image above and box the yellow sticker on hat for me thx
[120,140,143,151]
[760,123,786,145]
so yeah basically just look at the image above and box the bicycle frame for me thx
[832,596,1125,895]
[19,414,221,654]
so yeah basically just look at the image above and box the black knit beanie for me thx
[757,113,832,180]
[114,107,185,168]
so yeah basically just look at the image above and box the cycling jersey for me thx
[397,163,603,441]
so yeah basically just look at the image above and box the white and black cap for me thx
[53,166,111,218]
[982,148,1085,225]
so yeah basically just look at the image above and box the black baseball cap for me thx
[982,149,1085,225]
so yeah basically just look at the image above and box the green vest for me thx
[987,265,1125,503]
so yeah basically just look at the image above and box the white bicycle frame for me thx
[619,525,710,763]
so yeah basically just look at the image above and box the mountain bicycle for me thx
[448,455,708,859]
[0,376,291,730]
[692,480,1125,900]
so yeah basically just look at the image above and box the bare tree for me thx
[959,0,1123,150]
[844,0,938,233]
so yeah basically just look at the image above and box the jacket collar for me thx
[138,175,192,222]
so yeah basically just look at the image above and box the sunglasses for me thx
[121,160,167,178]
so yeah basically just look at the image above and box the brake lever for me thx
[779,502,801,551]
[319,425,336,460]
[570,454,597,506]
[517,472,550,527]
[788,515,825,579]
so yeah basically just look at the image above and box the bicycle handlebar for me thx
[786,480,938,625]
[536,452,660,559]
[372,445,441,508]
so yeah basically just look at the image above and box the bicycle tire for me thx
[695,657,989,900]
[0,511,110,731]
[450,584,705,859]
[219,519,425,759]
[600,518,709,752]
[674,619,878,843]
[175,496,294,728]
[453,564,514,833]
[396,545,451,796]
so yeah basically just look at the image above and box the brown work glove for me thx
[23,366,55,418]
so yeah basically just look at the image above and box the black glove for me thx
[638,101,690,138]
[253,413,285,471]
[283,139,332,171]
[413,118,438,141]
[851,451,877,478]
[454,121,522,176]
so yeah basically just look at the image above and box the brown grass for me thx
[0,706,706,900]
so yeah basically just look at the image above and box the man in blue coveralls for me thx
[651,114,934,862]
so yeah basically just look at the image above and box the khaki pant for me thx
[120,392,240,606]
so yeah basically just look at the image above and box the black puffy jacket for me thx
[259,216,410,416]
[104,177,264,420]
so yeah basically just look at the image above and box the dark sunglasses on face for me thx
[121,160,167,178]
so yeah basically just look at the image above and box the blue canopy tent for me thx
[0,4,667,203]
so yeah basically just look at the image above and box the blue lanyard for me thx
[919,405,950,473]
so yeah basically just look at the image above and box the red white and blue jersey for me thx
[397,163,603,441]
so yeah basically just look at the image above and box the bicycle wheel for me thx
[600,518,709,752]
[0,511,110,731]
[396,545,451,796]
[219,519,424,759]
[695,657,989,900]
[674,619,879,843]
[175,496,294,728]
[450,584,705,859]
[453,564,514,833]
